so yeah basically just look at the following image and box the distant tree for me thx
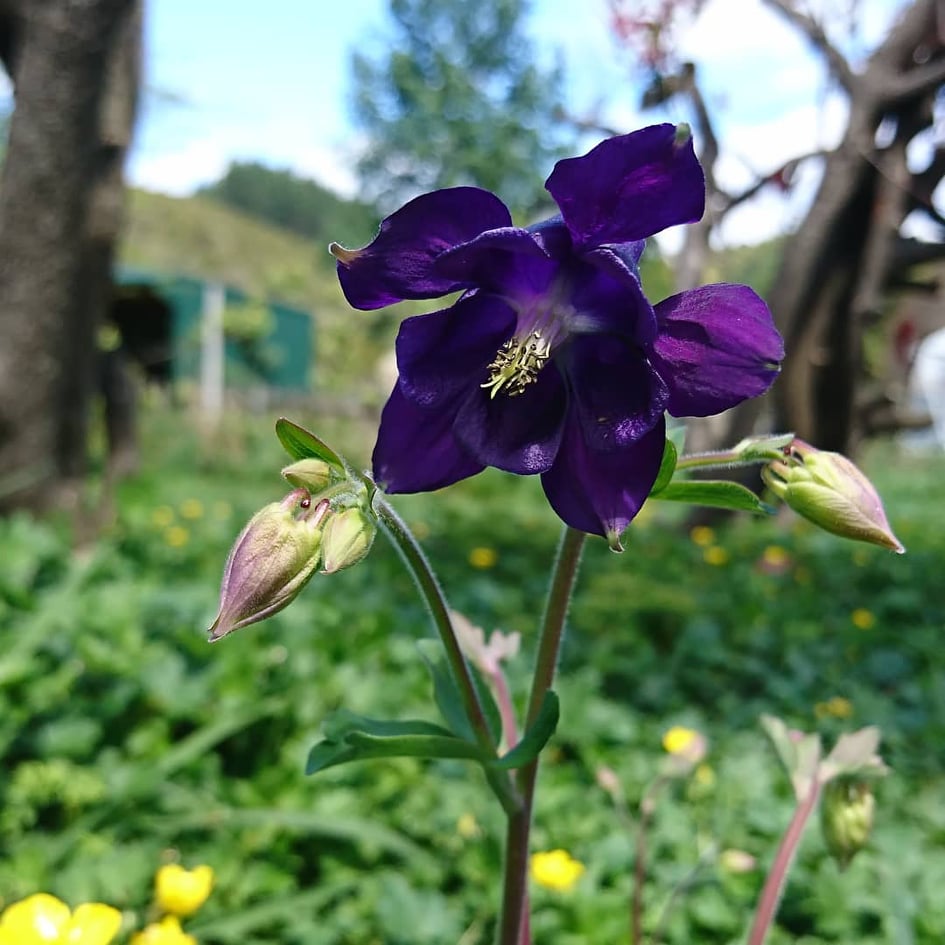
[0,0,141,512]
[200,162,378,248]
[350,0,570,218]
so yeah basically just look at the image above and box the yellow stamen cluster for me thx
[481,331,550,399]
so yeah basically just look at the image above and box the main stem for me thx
[746,778,822,945]
[496,526,586,945]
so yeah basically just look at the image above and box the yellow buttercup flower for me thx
[468,546,498,569]
[164,526,190,548]
[0,893,121,945]
[155,864,214,918]
[131,915,196,945]
[814,696,854,720]
[703,545,729,566]
[530,849,585,892]
[851,608,876,631]
[151,506,175,528]
[179,499,204,521]
[689,525,715,547]
[662,726,697,755]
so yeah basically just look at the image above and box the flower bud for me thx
[281,457,334,494]
[820,779,875,870]
[208,489,328,641]
[762,440,904,553]
[319,506,376,574]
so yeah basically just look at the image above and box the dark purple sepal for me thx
[372,384,484,493]
[650,284,784,418]
[545,124,705,249]
[541,414,667,540]
[334,187,513,309]
[455,365,567,475]
[396,295,517,408]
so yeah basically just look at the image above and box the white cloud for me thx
[128,138,229,195]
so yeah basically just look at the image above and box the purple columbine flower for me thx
[331,124,784,545]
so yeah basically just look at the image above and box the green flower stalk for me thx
[208,489,329,641]
[762,440,904,553]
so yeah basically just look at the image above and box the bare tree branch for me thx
[762,0,856,91]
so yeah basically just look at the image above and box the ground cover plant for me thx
[0,404,943,943]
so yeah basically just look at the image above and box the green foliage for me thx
[1,409,943,943]
[199,162,378,249]
[351,0,570,218]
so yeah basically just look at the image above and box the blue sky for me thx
[124,0,908,245]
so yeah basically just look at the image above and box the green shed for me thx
[113,266,313,392]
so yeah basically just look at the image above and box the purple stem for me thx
[747,778,823,945]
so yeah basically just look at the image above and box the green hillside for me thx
[119,189,396,400]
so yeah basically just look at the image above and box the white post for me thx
[200,281,225,426]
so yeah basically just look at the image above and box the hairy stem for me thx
[375,495,517,813]
[496,526,586,945]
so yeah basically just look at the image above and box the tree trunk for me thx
[0,0,139,512]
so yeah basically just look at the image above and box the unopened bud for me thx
[209,489,328,641]
[320,506,376,574]
[821,779,875,870]
[281,458,334,494]
[762,440,904,553]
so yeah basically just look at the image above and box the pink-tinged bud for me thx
[208,489,328,641]
[762,441,904,553]
[319,506,376,574]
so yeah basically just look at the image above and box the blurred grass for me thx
[1,405,943,944]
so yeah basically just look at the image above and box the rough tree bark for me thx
[0,0,140,513]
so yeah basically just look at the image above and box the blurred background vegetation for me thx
[1,0,944,942]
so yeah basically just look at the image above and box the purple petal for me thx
[565,334,668,450]
[455,364,567,475]
[650,284,784,417]
[545,124,705,249]
[433,227,557,298]
[373,384,484,493]
[541,414,666,540]
[568,251,657,343]
[396,294,517,408]
[333,187,512,309]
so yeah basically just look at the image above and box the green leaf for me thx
[649,438,678,496]
[492,691,559,770]
[651,480,774,514]
[306,707,488,775]
[275,417,343,468]
[417,639,502,744]
[322,709,456,742]
[306,732,486,775]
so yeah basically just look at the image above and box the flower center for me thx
[481,330,551,399]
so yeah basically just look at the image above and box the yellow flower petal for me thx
[0,893,71,942]
[131,915,195,945]
[530,849,585,892]
[65,903,122,945]
[662,726,696,755]
[155,864,214,917]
